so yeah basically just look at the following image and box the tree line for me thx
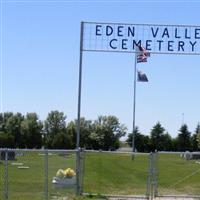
[0,111,200,152]
[127,122,200,152]
[0,111,126,150]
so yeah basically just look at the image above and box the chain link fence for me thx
[0,151,6,200]
[156,152,200,199]
[83,151,150,197]
[0,149,80,200]
[1,149,200,200]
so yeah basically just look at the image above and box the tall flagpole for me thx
[76,21,84,195]
[76,22,84,150]
[132,51,137,160]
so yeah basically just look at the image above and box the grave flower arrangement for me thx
[52,168,76,187]
[56,168,76,179]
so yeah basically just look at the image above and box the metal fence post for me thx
[146,152,158,200]
[147,152,158,199]
[153,152,158,197]
[80,148,85,194]
[150,153,154,200]
[44,150,48,200]
[4,149,8,200]
[146,152,152,198]
[76,148,81,195]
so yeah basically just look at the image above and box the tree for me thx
[21,113,43,148]
[161,132,173,151]
[0,112,13,132]
[66,121,76,149]
[0,131,15,148]
[51,132,73,149]
[150,122,165,151]
[171,137,179,151]
[126,127,151,152]
[44,111,67,148]
[5,113,24,147]
[92,116,127,150]
[193,123,200,150]
[0,112,15,148]
[191,133,198,151]
[66,118,93,149]
[0,113,3,131]
[176,124,191,151]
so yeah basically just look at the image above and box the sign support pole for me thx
[76,21,84,195]
[132,52,137,160]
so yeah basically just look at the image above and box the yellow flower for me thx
[56,169,65,178]
[64,168,76,178]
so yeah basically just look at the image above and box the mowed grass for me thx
[0,151,200,200]
[157,153,200,195]
[0,151,77,200]
[83,152,148,195]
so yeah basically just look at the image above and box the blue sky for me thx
[1,0,200,138]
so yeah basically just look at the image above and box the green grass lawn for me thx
[0,151,200,200]
[157,153,200,195]
[0,151,77,200]
[83,152,148,195]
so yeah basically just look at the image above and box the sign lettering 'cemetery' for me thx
[82,22,200,54]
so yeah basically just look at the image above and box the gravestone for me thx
[191,152,200,160]
[0,151,16,160]
[182,151,200,160]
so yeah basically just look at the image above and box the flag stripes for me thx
[136,45,150,63]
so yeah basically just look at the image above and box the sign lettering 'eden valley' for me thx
[82,22,200,54]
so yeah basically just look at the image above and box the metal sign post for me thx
[132,53,137,160]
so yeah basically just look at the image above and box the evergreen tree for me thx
[150,122,165,151]
[161,132,173,151]
[194,123,200,150]
[176,124,191,151]
[126,127,150,152]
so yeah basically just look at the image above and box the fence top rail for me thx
[0,148,78,153]
[158,151,200,154]
[157,195,200,198]
[85,150,149,155]
[83,193,148,199]
[2,149,198,155]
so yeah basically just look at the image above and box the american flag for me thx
[136,45,150,63]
